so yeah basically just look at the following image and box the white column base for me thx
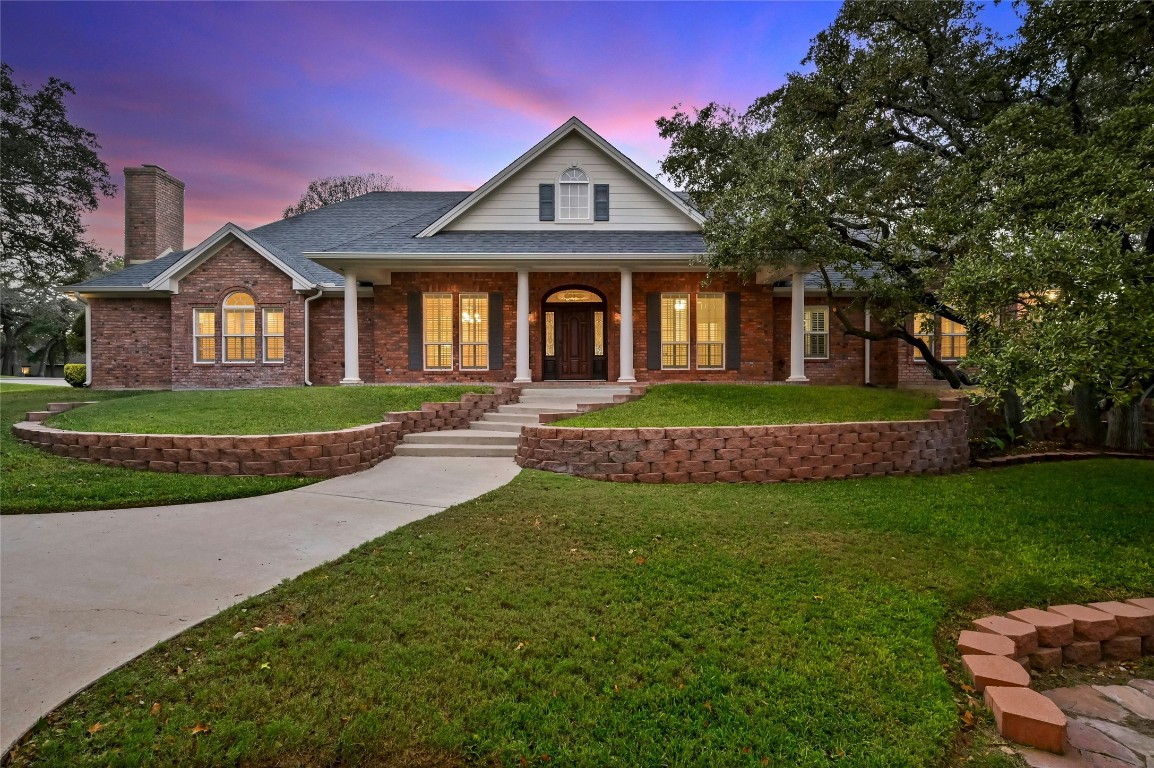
[785,375,810,383]
[513,377,531,384]
[340,378,364,385]
[616,376,637,383]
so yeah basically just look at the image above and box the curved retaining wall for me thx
[516,399,968,483]
[13,387,519,478]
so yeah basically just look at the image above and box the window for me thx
[660,293,690,369]
[696,294,725,369]
[423,293,453,370]
[263,307,284,363]
[939,318,968,359]
[223,292,256,362]
[545,311,555,356]
[459,293,489,370]
[593,311,605,356]
[912,312,934,359]
[193,308,215,363]
[803,306,828,359]
[558,167,590,221]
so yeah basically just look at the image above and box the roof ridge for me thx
[321,200,463,252]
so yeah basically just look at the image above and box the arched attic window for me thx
[223,292,257,362]
[558,167,590,221]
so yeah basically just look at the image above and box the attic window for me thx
[558,167,590,221]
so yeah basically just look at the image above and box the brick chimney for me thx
[124,165,184,263]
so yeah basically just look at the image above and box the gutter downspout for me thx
[864,308,871,386]
[303,287,324,386]
[74,294,93,387]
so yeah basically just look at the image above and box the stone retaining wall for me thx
[12,387,519,478]
[516,399,968,484]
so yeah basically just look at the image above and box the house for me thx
[66,117,950,390]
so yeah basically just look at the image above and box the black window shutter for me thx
[594,184,610,221]
[488,292,504,370]
[647,292,662,370]
[407,292,423,370]
[725,292,741,371]
[539,184,555,221]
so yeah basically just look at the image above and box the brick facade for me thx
[90,297,172,389]
[124,166,184,263]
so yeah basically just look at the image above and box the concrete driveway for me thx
[0,456,520,753]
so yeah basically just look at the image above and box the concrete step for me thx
[469,420,524,433]
[46,402,75,412]
[392,443,518,458]
[402,429,518,446]
[482,412,540,424]
[25,411,51,422]
[498,403,589,415]
[519,389,631,401]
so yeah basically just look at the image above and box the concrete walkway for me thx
[1,377,67,387]
[0,456,520,753]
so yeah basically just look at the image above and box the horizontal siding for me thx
[447,135,699,232]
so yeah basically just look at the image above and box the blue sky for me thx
[0,1,1017,254]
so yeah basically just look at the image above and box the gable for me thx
[444,132,700,233]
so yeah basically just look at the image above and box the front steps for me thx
[392,385,636,458]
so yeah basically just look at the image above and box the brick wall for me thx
[517,399,969,484]
[124,166,184,262]
[13,388,520,477]
[171,240,309,389]
[306,295,376,386]
[771,297,874,385]
[90,298,172,389]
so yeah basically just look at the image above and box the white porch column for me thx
[514,269,531,383]
[618,268,636,383]
[341,269,362,384]
[786,268,809,383]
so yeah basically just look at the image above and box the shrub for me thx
[63,364,87,388]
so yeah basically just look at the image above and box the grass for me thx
[558,384,940,427]
[45,385,492,435]
[9,460,1152,767]
[0,384,312,514]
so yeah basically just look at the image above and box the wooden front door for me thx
[557,306,592,380]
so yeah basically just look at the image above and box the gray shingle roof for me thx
[70,190,705,290]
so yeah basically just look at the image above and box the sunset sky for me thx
[1,1,1018,256]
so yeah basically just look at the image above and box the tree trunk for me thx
[1105,399,1145,452]
[1001,389,1039,441]
[1071,384,1106,446]
[1,326,18,376]
[37,339,56,376]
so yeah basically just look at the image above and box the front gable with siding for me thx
[69,116,929,390]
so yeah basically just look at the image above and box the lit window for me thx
[696,294,725,369]
[912,312,934,360]
[423,293,453,370]
[223,292,256,362]
[594,311,605,356]
[545,311,555,356]
[940,318,967,359]
[459,293,489,370]
[263,307,284,363]
[803,307,828,359]
[661,293,690,369]
[193,308,215,363]
[558,167,590,221]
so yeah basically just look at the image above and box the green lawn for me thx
[558,384,940,427]
[10,460,1152,767]
[0,384,312,514]
[45,385,492,435]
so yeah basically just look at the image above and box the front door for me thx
[557,306,592,380]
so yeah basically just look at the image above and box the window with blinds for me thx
[803,306,829,359]
[263,307,284,363]
[223,292,257,362]
[912,312,934,359]
[660,293,690,369]
[423,293,453,370]
[193,308,215,363]
[940,317,967,359]
[696,294,725,369]
[459,293,488,370]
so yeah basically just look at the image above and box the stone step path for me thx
[392,385,638,458]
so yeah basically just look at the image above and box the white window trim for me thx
[556,167,592,224]
[695,293,726,370]
[660,292,690,370]
[803,305,830,361]
[262,307,285,364]
[222,293,257,364]
[459,292,489,371]
[193,308,215,364]
[423,292,454,372]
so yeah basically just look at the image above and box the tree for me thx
[658,0,1010,388]
[282,173,403,218]
[1,63,115,374]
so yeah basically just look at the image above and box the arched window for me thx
[558,167,590,220]
[222,292,257,362]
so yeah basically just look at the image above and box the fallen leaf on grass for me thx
[187,723,210,735]
[635,556,646,565]
[961,710,975,728]
[515,642,525,651]
[960,683,975,693]
[176,666,184,676]
[150,703,161,717]
[260,662,270,670]
[252,627,264,633]
[87,723,103,735]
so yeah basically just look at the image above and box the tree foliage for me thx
[0,63,114,375]
[282,173,403,218]
[658,0,1152,446]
